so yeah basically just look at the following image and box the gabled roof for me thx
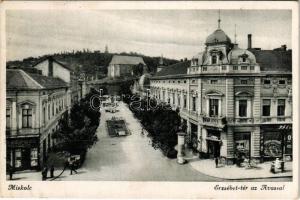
[7,69,68,90]
[249,49,292,72]
[31,56,73,71]
[109,55,146,65]
[153,61,190,77]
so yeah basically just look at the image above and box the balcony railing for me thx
[200,116,226,128]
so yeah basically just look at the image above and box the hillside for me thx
[7,50,179,77]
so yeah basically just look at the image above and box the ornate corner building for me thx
[149,21,292,164]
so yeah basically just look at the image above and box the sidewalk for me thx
[186,152,293,180]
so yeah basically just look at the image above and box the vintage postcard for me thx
[0,1,298,199]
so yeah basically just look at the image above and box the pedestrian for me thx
[8,164,13,180]
[42,166,48,181]
[69,156,78,175]
[215,157,219,168]
[50,165,55,178]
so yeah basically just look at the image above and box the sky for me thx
[6,10,291,61]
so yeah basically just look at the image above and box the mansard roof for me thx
[153,60,190,77]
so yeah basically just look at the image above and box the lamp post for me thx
[177,130,187,164]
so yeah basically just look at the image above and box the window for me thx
[172,93,175,104]
[279,80,286,85]
[52,102,54,116]
[209,99,219,117]
[30,148,38,167]
[264,79,271,84]
[192,96,196,111]
[242,57,247,62]
[48,105,50,120]
[222,65,227,70]
[250,65,254,70]
[184,80,187,83]
[212,55,217,64]
[43,107,46,125]
[277,99,285,116]
[203,66,207,71]
[233,66,238,70]
[15,149,22,168]
[162,91,165,101]
[178,95,181,106]
[184,95,187,108]
[6,109,10,128]
[22,108,32,128]
[239,100,247,117]
[241,80,248,85]
[241,66,247,70]
[262,99,271,116]
[210,80,218,84]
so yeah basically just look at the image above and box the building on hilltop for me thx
[6,69,70,171]
[107,55,146,78]
[149,19,292,165]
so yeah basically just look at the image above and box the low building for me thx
[107,55,146,78]
[149,21,292,164]
[6,68,70,171]
[32,56,80,105]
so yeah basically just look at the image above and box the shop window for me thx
[263,132,282,158]
[30,148,38,167]
[234,132,250,159]
[192,96,196,111]
[22,108,32,128]
[212,55,217,64]
[184,95,187,108]
[262,99,271,116]
[15,149,22,168]
[209,99,219,117]
[239,100,247,117]
[6,109,11,128]
[277,99,285,116]
[279,80,286,85]
[264,79,271,85]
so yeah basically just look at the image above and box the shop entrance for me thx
[206,130,221,158]
[21,148,31,170]
[190,123,198,152]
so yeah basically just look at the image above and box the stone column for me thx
[253,77,261,123]
[177,131,186,164]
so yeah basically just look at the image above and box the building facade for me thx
[149,25,292,164]
[32,56,80,105]
[6,68,70,171]
[107,55,146,78]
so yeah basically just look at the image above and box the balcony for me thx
[261,116,292,124]
[200,116,226,128]
[235,117,254,124]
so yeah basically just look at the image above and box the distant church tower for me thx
[105,45,109,53]
[156,54,164,73]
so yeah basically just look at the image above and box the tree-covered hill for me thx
[7,50,179,77]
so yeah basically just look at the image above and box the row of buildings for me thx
[6,57,83,171]
[146,21,293,164]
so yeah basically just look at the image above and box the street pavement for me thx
[57,102,224,181]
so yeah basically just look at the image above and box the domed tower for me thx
[202,12,233,66]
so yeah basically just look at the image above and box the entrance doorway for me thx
[206,130,221,158]
[21,149,31,169]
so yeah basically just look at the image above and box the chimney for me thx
[281,45,287,51]
[247,34,252,49]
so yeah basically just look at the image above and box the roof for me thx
[153,61,190,77]
[7,69,68,90]
[109,55,146,65]
[205,29,232,45]
[249,49,292,72]
[31,56,73,71]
